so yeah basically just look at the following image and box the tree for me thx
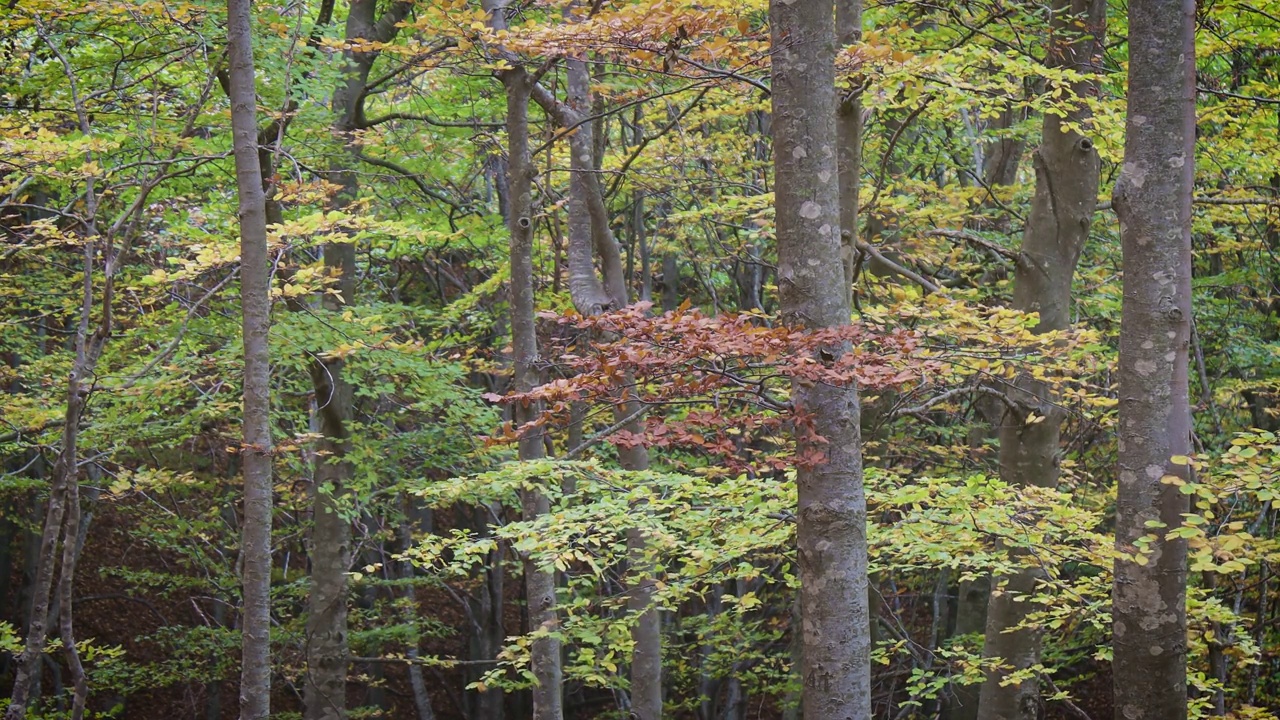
[483,0,565,716]
[976,2,1106,718]
[303,3,413,718]
[226,0,275,717]
[770,0,871,715]
[1111,0,1196,717]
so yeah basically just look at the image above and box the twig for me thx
[354,152,468,212]
[0,418,68,444]
[113,270,238,390]
[564,406,648,459]
[1197,86,1280,105]
[854,238,941,293]
[926,228,1021,262]
[1043,675,1095,720]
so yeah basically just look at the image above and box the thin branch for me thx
[0,418,68,444]
[861,94,935,215]
[604,86,711,199]
[564,406,648,459]
[353,152,468,211]
[112,270,239,391]
[854,238,941,293]
[676,54,771,96]
[351,656,500,666]
[530,79,716,157]
[1197,86,1280,105]
[358,112,503,130]
[926,228,1021,262]
[892,384,1019,419]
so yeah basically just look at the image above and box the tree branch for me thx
[853,237,941,293]
[926,228,1021,262]
[353,152,469,212]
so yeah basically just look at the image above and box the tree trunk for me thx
[770,0,871,716]
[227,0,275,716]
[302,5,411,716]
[661,252,680,312]
[976,3,1105,719]
[501,59,566,720]
[4,365,89,720]
[303,245,355,720]
[837,0,863,309]
[1110,0,1195,717]
[531,53,663,720]
[944,578,990,720]
[4,52,110,720]
[476,1,566,715]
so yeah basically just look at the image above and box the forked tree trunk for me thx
[770,0,871,716]
[976,2,1105,718]
[226,0,275,716]
[4,320,99,720]
[1110,0,1195,717]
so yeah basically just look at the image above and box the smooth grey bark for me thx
[837,0,863,308]
[450,503,506,720]
[837,0,883,666]
[3,32,108,717]
[976,3,1105,719]
[1110,0,1195,717]
[555,60,627,315]
[981,106,1027,190]
[4,280,99,720]
[227,0,275,716]
[303,246,354,720]
[303,6,411,718]
[661,253,680,312]
[507,92,565,720]
[394,501,439,720]
[5,28,139,720]
[480,2,566,715]
[770,0,871,716]
[492,23,566,718]
[531,55,662,720]
[945,578,990,720]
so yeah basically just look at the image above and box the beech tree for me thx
[303,3,414,718]
[226,0,274,716]
[1111,0,1197,717]
[483,0,564,716]
[976,1,1106,717]
[770,0,871,714]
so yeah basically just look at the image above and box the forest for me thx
[0,0,1276,718]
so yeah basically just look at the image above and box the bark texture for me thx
[976,2,1105,718]
[770,0,871,716]
[836,0,863,308]
[302,6,413,717]
[226,0,275,716]
[1110,0,1196,717]
[483,2,565,716]
[534,54,662,720]
[303,245,355,720]
[3,33,113,720]
[3,319,99,720]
